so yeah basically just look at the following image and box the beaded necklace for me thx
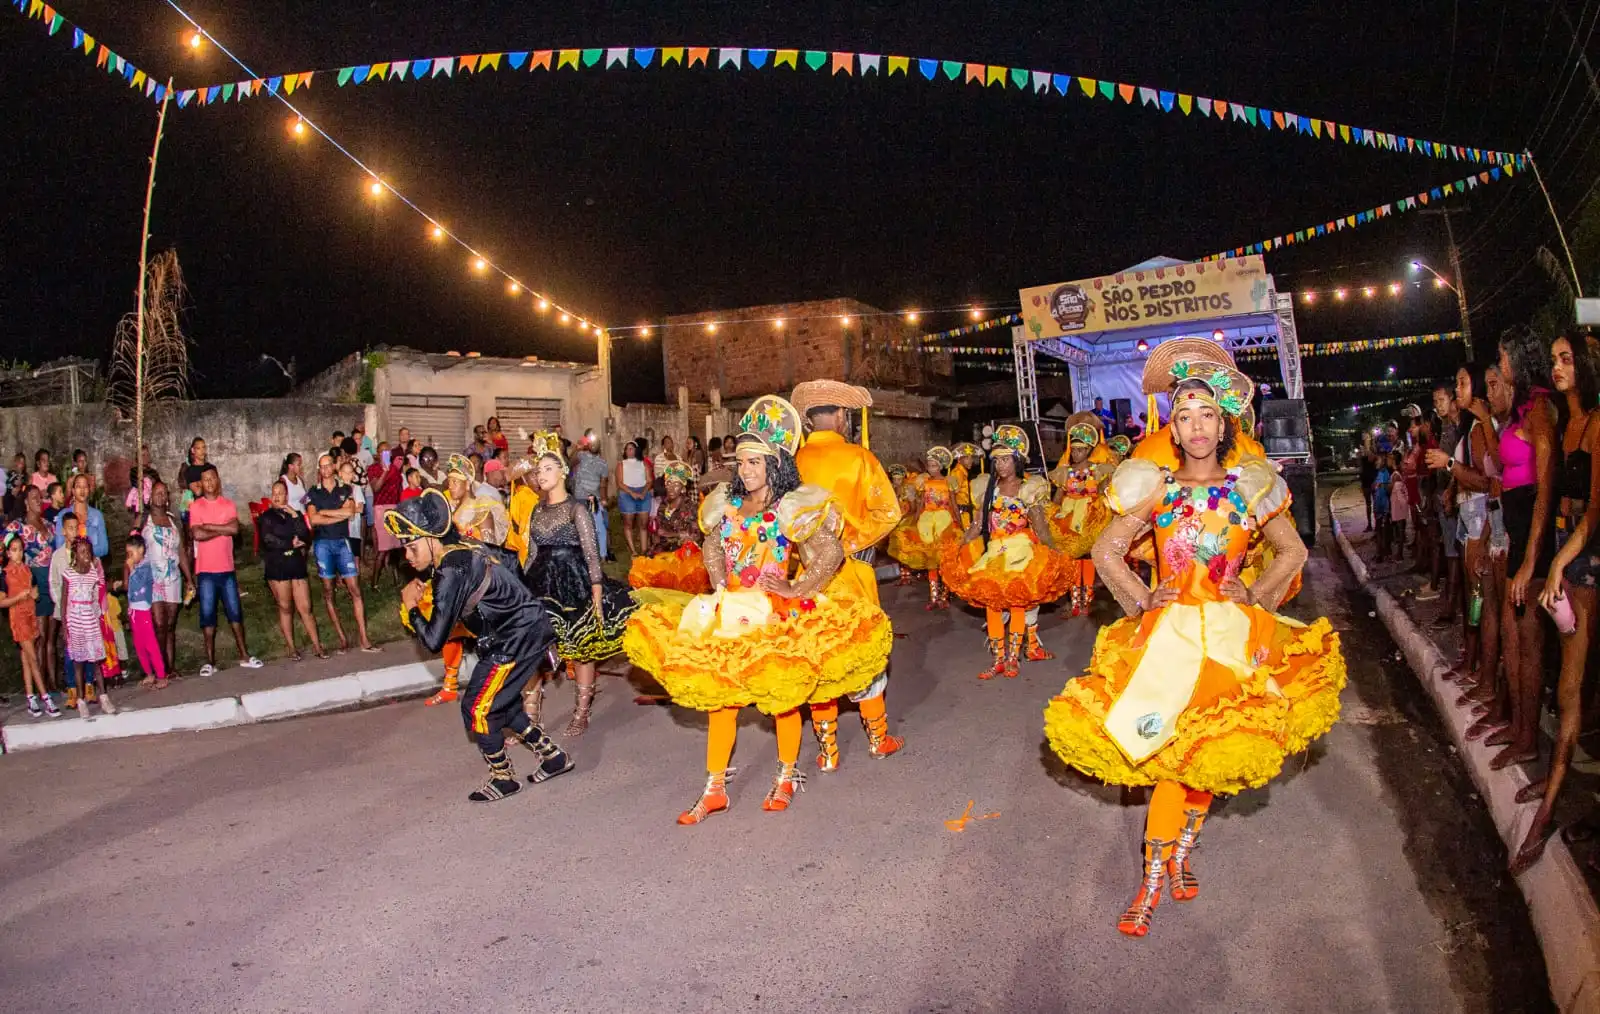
[721,492,791,585]
[1155,469,1247,530]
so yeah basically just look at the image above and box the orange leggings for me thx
[1146,780,1213,843]
[806,697,886,726]
[706,706,801,773]
[984,607,1029,639]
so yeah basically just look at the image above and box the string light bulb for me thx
[1434,277,1446,288]
[368,180,384,197]
[906,311,920,323]
[706,323,718,334]
[472,257,487,272]
[537,299,549,311]
[507,281,520,295]
[840,316,852,326]
[187,31,203,50]
[970,308,983,319]
[640,327,652,338]
[1303,291,1316,304]
[430,225,445,240]
[1362,287,1375,298]
[1335,288,1348,300]
[1136,338,1149,352]
[289,118,306,139]
[773,318,785,330]
[1389,283,1401,295]
[559,312,570,324]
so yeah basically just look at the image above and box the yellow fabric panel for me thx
[795,430,903,553]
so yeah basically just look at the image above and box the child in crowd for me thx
[1374,454,1393,561]
[339,459,366,563]
[1387,452,1410,562]
[51,513,81,705]
[124,533,168,689]
[400,468,424,501]
[61,537,114,718]
[2,532,57,717]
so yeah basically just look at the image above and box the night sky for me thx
[2,1,1595,414]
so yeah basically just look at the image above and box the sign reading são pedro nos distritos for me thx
[1018,256,1273,341]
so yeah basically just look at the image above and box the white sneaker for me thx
[240,657,264,670]
[44,695,61,717]
[99,692,116,716]
[26,695,42,718]
[198,664,217,678]
[77,699,91,719]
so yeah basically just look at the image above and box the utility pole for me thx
[1419,207,1473,349]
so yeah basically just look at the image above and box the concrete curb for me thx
[1329,503,1600,1014]
[0,660,447,754]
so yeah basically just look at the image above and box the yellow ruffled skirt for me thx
[627,543,713,595]
[623,587,891,715]
[888,508,957,571]
[1048,495,1111,561]
[1043,603,1345,795]
[940,534,1073,610]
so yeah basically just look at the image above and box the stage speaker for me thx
[1110,397,1132,434]
[1259,398,1311,458]
[1281,461,1318,545]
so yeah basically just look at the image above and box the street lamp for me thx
[1409,259,1457,294]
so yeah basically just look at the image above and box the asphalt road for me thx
[0,489,1550,1013]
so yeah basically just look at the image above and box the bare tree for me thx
[109,249,192,504]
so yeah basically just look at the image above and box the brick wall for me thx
[663,297,952,401]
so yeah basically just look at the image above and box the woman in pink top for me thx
[1484,327,1557,776]
[29,449,57,493]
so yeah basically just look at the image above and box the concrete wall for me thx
[662,298,953,402]
[374,360,603,450]
[0,399,374,505]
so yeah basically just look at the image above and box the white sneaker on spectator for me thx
[198,664,217,678]
[26,695,42,718]
[240,657,264,669]
[99,692,116,715]
[76,699,90,719]
[44,695,61,717]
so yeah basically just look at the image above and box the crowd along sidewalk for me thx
[0,640,445,753]
[1328,480,1600,1014]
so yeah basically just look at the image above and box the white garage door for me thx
[389,394,469,453]
[494,397,565,444]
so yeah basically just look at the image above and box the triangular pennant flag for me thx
[1158,90,1175,112]
[153,83,166,102]
[963,63,983,84]
[284,73,300,93]
[832,52,853,75]
[458,55,479,73]
[267,75,282,94]
[606,48,629,68]
[80,31,92,54]
[1177,93,1192,114]
[717,48,741,69]
[433,57,455,77]
[1310,118,1322,138]
[1010,67,1029,89]
[890,55,911,76]
[912,57,933,78]
[71,25,81,47]
[1052,73,1070,96]
[221,82,234,101]
[1032,70,1050,93]
[1117,83,1135,103]
[352,65,371,84]
[300,71,314,88]
[1215,100,1229,119]
[985,65,1006,87]
[205,85,220,104]
[687,47,711,67]
[774,49,797,68]
[1097,80,1114,100]
[26,0,40,16]
[46,11,60,34]
[132,69,146,89]
[481,53,502,71]
[390,62,408,81]
[556,50,579,70]
[95,43,109,67]
[37,1,49,20]
[804,50,827,70]
[1244,106,1258,125]
[860,53,881,74]
[747,49,770,69]
[1138,86,1158,106]
[177,89,194,107]
[411,59,430,77]
[1078,76,1095,97]
[508,51,529,70]
[1340,123,1351,143]
[581,49,602,68]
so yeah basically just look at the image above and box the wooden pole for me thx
[1527,151,1585,298]
[133,78,174,511]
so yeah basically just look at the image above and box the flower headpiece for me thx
[989,424,1030,459]
[1068,424,1100,447]
[952,442,981,460]
[737,395,803,458]
[1108,434,1132,457]
[661,461,695,488]
[925,446,954,473]
[1170,360,1249,417]
[527,430,568,475]
[444,453,475,484]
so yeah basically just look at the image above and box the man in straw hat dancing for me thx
[790,379,906,769]
[387,490,574,802]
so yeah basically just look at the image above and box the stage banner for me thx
[1018,256,1272,341]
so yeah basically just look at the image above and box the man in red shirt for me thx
[188,465,262,675]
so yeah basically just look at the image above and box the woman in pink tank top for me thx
[1487,327,1557,779]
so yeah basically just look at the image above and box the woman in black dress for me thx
[260,478,326,660]
[524,447,638,736]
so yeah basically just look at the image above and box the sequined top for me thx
[697,483,845,600]
[526,497,603,584]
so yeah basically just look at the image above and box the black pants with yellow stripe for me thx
[460,653,539,753]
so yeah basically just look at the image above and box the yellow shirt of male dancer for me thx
[794,429,901,605]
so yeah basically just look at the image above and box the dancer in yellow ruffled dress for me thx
[942,425,1072,677]
[887,445,959,610]
[623,396,892,824]
[1043,339,1344,938]
[1049,414,1116,616]
[950,442,983,527]
[627,462,711,595]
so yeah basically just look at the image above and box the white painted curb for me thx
[1,698,246,752]
[239,675,364,722]
[1330,498,1600,1014]
[357,662,444,701]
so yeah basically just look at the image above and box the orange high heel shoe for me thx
[862,710,904,759]
[678,769,733,825]
[1168,810,1205,902]
[812,716,840,772]
[760,763,806,812]
[1024,625,1054,661]
[1118,838,1172,937]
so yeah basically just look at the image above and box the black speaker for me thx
[1109,398,1132,435]
[1260,399,1311,458]
[1281,461,1318,545]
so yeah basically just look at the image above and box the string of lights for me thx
[164,0,611,338]
[1296,277,1455,304]
[614,303,1022,337]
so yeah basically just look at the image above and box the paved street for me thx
[0,489,1550,1013]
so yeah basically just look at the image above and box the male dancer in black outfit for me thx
[385,490,574,802]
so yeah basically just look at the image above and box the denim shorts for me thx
[314,537,359,580]
[196,571,243,628]
[1439,507,1460,558]
[618,490,652,515]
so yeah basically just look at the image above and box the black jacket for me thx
[408,543,555,661]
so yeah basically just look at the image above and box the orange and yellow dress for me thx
[941,474,1072,611]
[1043,457,1344,795]
[623,485,892,716]
[887,473,958,572]
[628,496,712,595]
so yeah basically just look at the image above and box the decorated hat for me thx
[383,488,454,543]
[444,453,475,484]
[886,463,908,481]
[925,445,954,473]
[990,424,1030,459]
[737,395,804,457]
[1108,434,1132,456]
[524,430,567,475]
[661,461,695,487]
[1141,336,1254,419]
[1065,411,1104,447]
[952,441,981,459]
[790,379,873,414]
